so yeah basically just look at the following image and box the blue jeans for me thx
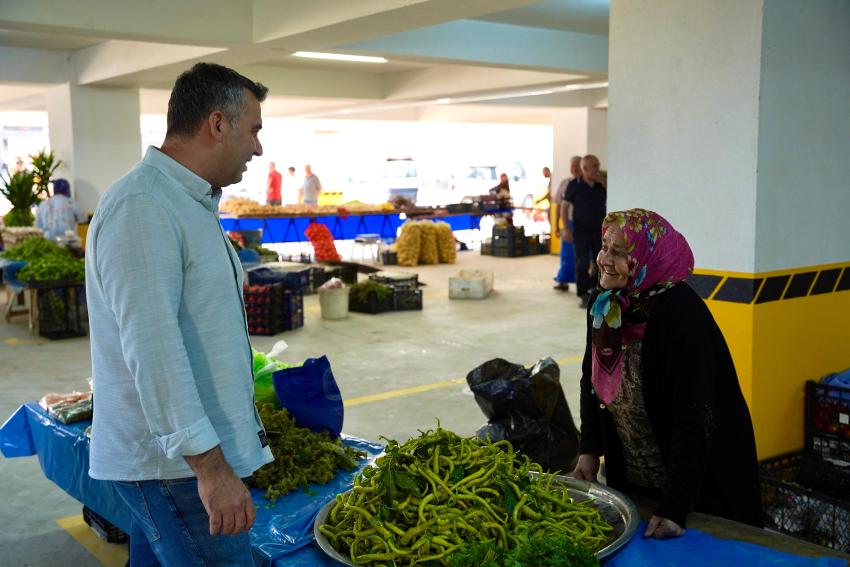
[112,478,255,567]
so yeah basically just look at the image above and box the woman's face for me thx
[597,223,630,289]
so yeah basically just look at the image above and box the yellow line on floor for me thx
[56,514,128,567]
[346,354,583,407]
[4,336,48,345]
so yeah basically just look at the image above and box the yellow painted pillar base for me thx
[695,263,850,459]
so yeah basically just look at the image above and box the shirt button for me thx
[599,403,606,409]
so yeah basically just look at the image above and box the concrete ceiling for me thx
[0,0,610,120]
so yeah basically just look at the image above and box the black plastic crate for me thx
[492,225,525,239]
[82,506,128,544]
[349,289,393,314]
[393,288,423,311]
[446,203,473,213]
[760,451,850,553]
[806,380,850,440]
[36,284,86,340]
[804,435,850,499]
[247,266,310,291]
[368,271,418,291]
[279,253,312,264]
[381,250,398,265]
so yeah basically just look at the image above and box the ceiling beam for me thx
[0,0,251,46]
[342,20,609,74]
[382,65,580,101]
[73,41,226,85]
[0,46,70,84]
[236,65,386,100]
[253,0,537,48]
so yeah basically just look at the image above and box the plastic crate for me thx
[481,240,492,255]
[446,203,473,213]
[82,506,128,544]
[349,289,393,314]
[36,284,86,340]
[804,435,850,499]
[369,271,418,291]
[279,253,313,264]
[806,380,850,440]
[244,286,304,335]
[492,225,525,239]
[381,250,398,265]
[760,451,850,553]
[393,288,423,311]
[247,265,310,292]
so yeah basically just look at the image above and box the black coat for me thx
[578,282,763,528]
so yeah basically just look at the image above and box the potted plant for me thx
[30,149,62,199]
[1,169,39,227]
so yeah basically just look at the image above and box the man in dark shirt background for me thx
[563,154,607,308]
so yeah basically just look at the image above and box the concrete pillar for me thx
[46,84,141,215]
[609,0,850,458]
[550,107,608,254]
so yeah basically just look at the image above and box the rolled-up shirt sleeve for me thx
[94,193,219,458]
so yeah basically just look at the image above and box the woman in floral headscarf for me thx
[572,209,762,538]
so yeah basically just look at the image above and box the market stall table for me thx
[2,403,847,566]
[0,402,382,567]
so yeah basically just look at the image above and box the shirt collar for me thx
[143,146,220,212]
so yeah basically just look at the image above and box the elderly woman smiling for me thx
[572,209,762,539]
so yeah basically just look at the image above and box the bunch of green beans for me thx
[319,425,613,566]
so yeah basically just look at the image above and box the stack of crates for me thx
[759,377,850,553]
[491,225,527,257]
[35,282,86,340]
[803,380,850,498]
[244,264,309,334]
[243,283,303,335]
[368,271,422,311]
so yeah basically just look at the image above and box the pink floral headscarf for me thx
[590,209,694,404]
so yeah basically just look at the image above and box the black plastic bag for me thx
[467,357,580,473]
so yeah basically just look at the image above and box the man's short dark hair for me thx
[166,63,268,138]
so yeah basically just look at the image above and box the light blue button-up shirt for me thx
[86,146,273,481]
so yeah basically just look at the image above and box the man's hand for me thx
[643,515,685,539]
[560,227,574,243]
[185,447,256,536]
[572,453,600,481]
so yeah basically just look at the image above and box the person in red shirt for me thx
[266,162,282,205]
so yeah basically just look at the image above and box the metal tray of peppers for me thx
[312,431,639,566]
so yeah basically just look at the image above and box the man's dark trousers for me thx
[573,225,602,297]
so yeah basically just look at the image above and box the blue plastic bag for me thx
[272,356,344,439]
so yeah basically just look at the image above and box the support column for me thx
[550,107,608,254]
[609,0,850,458]
[46,84,141,215]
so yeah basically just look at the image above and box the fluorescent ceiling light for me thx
[293,51,387,63]
[435,98,452,105]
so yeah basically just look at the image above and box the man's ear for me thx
[207,111,227,142]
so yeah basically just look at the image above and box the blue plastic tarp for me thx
[1,403,383,566]
[607,520,846,567]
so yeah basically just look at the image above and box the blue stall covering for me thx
[219,212,483,244]
[0,403,383,566]
[2,404,845,566]
[608,520,846,567]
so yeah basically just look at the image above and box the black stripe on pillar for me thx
[783,272,817,299]
[811,269,842,295]
[836,268,850,292]
[713,277,763,303]
[756,275,791,304]
[686,274,722,299]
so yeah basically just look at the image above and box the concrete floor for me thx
[0,250,588,566]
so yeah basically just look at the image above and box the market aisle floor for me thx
[0,251,588,566]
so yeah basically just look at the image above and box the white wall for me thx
[552,108,589,191]
[754,0,850,270]
[608,0,764,272]
[587,108,607,171]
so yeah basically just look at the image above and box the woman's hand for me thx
[643,515,685,539]
[572,454,600,481]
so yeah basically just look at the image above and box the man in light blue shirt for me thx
[300,163,322,204]
[86,63,272,566]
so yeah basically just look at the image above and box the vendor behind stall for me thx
[572,208,762,539]
[35,178,86,240]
